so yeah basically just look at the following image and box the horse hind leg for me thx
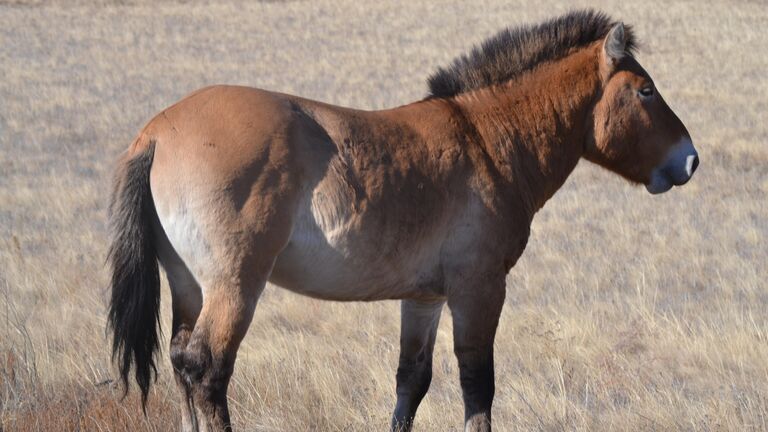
[171,318,198,432]
[163,212,290,431]
[154,205,279,431]
[172,257,271,432]
[150,126,301,430]
[168,273,203,432]
[155,222,204,432]
[391,299,444,431]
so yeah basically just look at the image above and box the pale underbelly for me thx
[268,221,443,302]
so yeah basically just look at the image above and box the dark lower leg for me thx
[392,352,433,430]
[176,330,235,432]
[448,281,504,432]
[179,280,262,432]
[190,342,233,431]
[391,300,443,431]
[171,320,198,432]
[456,347,494,431]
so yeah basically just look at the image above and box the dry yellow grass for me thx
[1,0,766,431]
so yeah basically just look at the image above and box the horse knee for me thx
[186,338,214,383]
[395,354,432,398]
[170,325,194,374]
[172,334,232,393]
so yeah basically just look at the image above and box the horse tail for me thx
[107,138,160,410]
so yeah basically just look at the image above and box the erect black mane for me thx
[427,9,637,98]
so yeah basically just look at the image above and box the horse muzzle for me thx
[646,137,699,194]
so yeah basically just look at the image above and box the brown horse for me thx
[107,10,698,432]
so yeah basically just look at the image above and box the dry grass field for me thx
[1,0,767,430]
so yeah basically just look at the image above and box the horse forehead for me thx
[615,58,652,83]
[610,69,646,90]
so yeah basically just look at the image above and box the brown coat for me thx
[107,10,697,432]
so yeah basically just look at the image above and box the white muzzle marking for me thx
[646,137,698,194]
[685,154,696,177]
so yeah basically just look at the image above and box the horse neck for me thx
[454,44,602,218]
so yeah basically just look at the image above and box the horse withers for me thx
[107,10,698,432]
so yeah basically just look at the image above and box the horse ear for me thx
[603,23,627,66]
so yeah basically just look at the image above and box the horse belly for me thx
[269,201,441,301]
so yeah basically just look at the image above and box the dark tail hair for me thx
[107,140,160,410]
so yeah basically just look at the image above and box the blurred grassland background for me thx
[0,0,766,430]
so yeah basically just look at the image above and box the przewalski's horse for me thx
[108,10,698,432]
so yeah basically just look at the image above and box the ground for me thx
[1,0,767,431]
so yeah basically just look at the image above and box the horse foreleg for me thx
[448,275,505,432]
[391,299,444,431]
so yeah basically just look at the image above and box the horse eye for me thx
[639,86,654,98]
